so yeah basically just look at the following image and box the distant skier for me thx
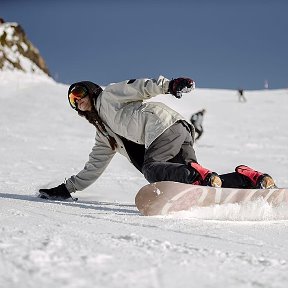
[190,109,206,141]
[238,89,247,102]
[38,75,276,201]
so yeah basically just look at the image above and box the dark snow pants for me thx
[142,121,250,188]
[142,121,198,183]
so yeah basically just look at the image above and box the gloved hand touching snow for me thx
[38,183,73,200]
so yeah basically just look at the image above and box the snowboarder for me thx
[190,109,206,141]
[38,76,276,200]
[238,89,247,102]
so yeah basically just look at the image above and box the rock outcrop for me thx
[0,19,50,76]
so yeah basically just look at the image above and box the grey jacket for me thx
[65,76,194,193]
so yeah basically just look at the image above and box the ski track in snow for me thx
[1,72,288,287]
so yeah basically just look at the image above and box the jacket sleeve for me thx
[65,133,116,193]
[102,75,170,103]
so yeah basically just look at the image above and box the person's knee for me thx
[142,162,154,183]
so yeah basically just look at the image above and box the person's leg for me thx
[142,122,221,186]
[194,127,201,140]
[142,122,197,183]
[220,172,250,188]
[235,165,276,188]
[196,127,203,140]
[220,165,276,188]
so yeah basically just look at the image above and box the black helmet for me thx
[68,81,103,110]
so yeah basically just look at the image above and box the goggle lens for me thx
[68,86,89,109]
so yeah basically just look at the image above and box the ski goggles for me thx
[68,85,89,109]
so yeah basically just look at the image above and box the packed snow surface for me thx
[1,71,288,287]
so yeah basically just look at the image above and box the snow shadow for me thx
[0,192,139,215]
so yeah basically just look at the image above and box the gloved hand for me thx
[168,77,195,98]
[38,183,73,200]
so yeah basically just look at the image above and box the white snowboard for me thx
[135,181,288,216]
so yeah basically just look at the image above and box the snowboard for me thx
[135,181,288,216]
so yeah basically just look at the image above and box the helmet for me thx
[68,81,103,110]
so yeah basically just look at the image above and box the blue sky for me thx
[1,0,288,89]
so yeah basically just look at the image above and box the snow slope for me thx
[1,71,288,288]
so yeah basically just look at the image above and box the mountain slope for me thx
[1,73,288,288]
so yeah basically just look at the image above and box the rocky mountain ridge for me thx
[0,19,50,76]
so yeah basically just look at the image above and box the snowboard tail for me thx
[135,181,288,216]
